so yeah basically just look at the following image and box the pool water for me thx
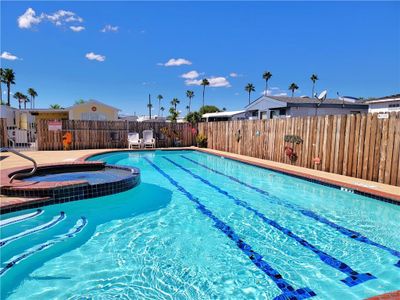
[24,168,132,185]
[1,150,399,299]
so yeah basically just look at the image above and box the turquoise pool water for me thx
[1,150,399,299]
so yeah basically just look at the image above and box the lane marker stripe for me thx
[0,210,43,227]
[144,157,315,300]
[0,212,66,247]
[0,217,87,276]
[165,157,375,287]
[181,155,400,268]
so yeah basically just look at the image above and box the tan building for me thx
[67,100,120,121]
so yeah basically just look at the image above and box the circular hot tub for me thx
[0,162,140,213]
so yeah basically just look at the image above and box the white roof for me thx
[202,110,245,118]
[364,97,400,104]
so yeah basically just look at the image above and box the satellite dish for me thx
[317,90,327,101]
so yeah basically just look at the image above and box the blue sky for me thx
[1,1,399,116]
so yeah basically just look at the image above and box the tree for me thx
[0,68,4,104]
[245,83,256,104]
[28,88,38,109]
[199,105,220,115]
[288,83,299,97]
[168,107,179,123]
[157,94,163,116]
[50,104,62,109]
[75,99,85,105]
[3,68,15,106]
[147,94,153,119]
[13,92,28,109]
[310,74,319,97]
[185,111,202,125]
[200,78,210,107]
[186,90,194,113]
[186,105,190,114]
[170,98,180,110]
[262,71,272,95]
[160,106,165,117]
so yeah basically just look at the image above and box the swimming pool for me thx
[1,150,399,299]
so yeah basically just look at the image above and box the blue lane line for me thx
[165,157,375,287]
[181,155,400,268]
[0,209,43,227]
[144,157,316,300]
[0,217,87,277]
[0,212,66,247]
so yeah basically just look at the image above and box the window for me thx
[81,112,107,120]
[389,104,400,108]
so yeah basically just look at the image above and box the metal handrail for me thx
[0,147,38,183]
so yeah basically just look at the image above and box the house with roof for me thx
[244,95,369,120]
[202,110,246,122]
[364,94,400,113]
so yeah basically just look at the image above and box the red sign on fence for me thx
[48,120,62,131]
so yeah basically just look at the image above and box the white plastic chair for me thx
[142,130,155,148]
[128,132,142,149]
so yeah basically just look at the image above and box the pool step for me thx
[0,212,66,247]
[0,209,43,227]
[0,217,87,277]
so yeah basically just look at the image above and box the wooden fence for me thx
[37,120,197,151]
[0,118,7,147]
[198,112,400,186]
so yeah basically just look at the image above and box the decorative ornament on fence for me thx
[284,134,303,163]
[235,129,242,142]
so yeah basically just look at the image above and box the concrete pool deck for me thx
[1,147,399,210]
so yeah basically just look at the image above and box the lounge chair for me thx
[128,132,142,149]
[142,130,156,148]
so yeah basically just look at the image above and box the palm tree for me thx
[245,83,256,104]
[0,68,4,104]
[186,105,190,114]
[186,90,194,113]
[147,94,153,119]
[160,106,165,117]
[310,74,318,97]
[13,92,28,109]
[157,94,163,116]
[262,71,272,95]
[288,83,299,97]
[170,98,180,110]
[50,104,62,109]
[3,68,15,106]
[27,88,38,109]
[200,78,210,107]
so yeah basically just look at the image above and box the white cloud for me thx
[229,72,238,78]
[70,25,85,32]
[274,92,288,96]
[17,8,83,30]
[85,52,105,62]
[101,25,119,33]
[17,8,42,29]
[44,10,83,26]
[0,51,19,60]
[185,77,231,88]
[162,58,192,67]
[181,70,199,79]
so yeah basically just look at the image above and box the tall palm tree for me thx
[288,83,299,97]
[200,78,210,108]
[262,71,272,95]
[0,68,4,104]
[310,74,318,97]
[157,94,163,116]
[147,94,153,119]
[27,88,38,109]
[13,92,28,109]
[186,90,194,113]
[50,104,62,109]
[3,68,15,106]
[170,98,180,110]
[160,106,165,117]
[245,83,256,104]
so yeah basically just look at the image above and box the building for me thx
[244,96,368,120]
[202,110,246,122]
[364,94,400,113]
[67,99,120,121]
